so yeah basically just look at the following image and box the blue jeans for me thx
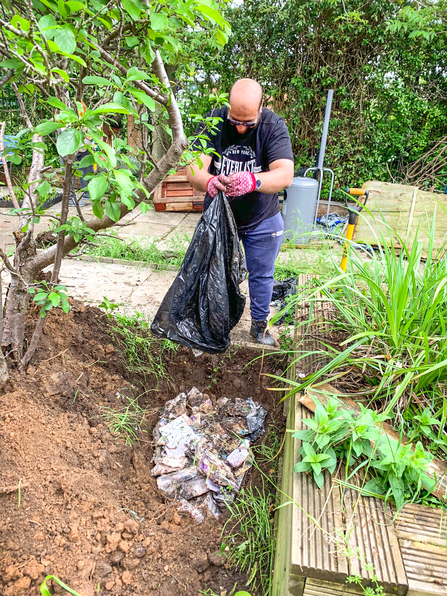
[239,212,284,321]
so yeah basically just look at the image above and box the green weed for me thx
[100,395,147,446]
[78,232,190,270]
[109,311,177,383]
[293,395,436,510]
[40,575,81,596]
[223,484,276,596]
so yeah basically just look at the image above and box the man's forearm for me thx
[186,161,213,192]
[256,161,294,194]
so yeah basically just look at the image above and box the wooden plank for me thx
[304,577,396,595]
[394,504,447,595]
[353,181,447,257]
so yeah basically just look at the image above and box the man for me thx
[187,78,294,345]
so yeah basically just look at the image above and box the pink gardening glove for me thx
[207,175,227,198]
[218,171,257,197]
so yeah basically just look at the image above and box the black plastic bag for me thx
[151,192,246,353]
[271,277,299,324]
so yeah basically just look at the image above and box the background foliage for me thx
[181,0,447,192]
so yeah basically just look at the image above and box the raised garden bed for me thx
[273,275,447,596]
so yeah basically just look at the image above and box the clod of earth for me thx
[152,387,267,521]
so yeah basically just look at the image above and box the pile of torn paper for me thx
[152,387,267,523]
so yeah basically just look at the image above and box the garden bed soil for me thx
[0,304,284,596]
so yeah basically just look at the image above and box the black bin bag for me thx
[151,192,246,353]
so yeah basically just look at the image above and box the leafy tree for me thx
[0,0,228,382]
[183,0,447,190]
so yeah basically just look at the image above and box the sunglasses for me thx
[228,110,261,129]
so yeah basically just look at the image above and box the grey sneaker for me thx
[250,319,276,346]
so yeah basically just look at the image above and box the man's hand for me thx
[218,172,257,197]
[206,175,227,198]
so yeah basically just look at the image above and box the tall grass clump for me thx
[273,207,447,451]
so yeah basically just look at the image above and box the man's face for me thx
[228,101,262,135]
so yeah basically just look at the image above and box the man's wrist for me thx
[254,175,262,191]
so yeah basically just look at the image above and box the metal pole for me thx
[317,89,333,170]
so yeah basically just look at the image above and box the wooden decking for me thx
[272,276,447,596]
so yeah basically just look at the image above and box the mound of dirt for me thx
[0,304,284,596]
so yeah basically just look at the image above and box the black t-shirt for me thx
[194,106,294,231]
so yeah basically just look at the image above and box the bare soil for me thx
[0,304,284,596]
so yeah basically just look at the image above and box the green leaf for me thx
[51,68,69,83]
[54,26,76,55]
[105,199,121,222]
[139,202,149,214]
[0,58,23,69]
[92,200,104,219]
[87,176,108,201]
[125,36,139,48]
[35,121,61,135]
[96,139,116,169]
[58,0,69,17]
[48,292,61,307]
[313,472,325,489]
[130,89,156,112]
[75,154,94,168]
[36,181,51,197]
[66,1,84,12]
[151,12,168,31]
[126,67,151,81]
[56,128,82,156]
[122,0,144,20]
[11,15,30,31]
[40,575,82,596]
[293,461,310,472]
[82,75,113,86]
[46,96,67,110]
[361,478,385,496]
[91,103,130,115]
[194,3,225,28]
[61,299,70,314]
[38,14,57,31]
[113,169,134,195]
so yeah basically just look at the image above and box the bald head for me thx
[229,78,263,119]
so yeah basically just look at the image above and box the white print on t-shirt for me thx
[214,144,262,177]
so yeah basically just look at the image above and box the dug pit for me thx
[0,304,285,596]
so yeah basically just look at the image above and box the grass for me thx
[272,207,447,456]
[40,575,82,596]
[107,310,178,383]
[100,394,147,446]
[77,231,191,270]
[275,233,338,281]
[223,483,276,596]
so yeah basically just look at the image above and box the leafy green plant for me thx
[98,296,120,318]
[293,396,436,510]
[28,281,70,317]
[40,575,81,596]
[272,209,447,452]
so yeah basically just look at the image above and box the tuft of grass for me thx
[100,395,147,446]
[109,311,177,383]
[40,575,82,596]
[78,232,190,270]
[222,483,277,596]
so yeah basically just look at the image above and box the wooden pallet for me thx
[153,167,205,212]
[272,275,447,596]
